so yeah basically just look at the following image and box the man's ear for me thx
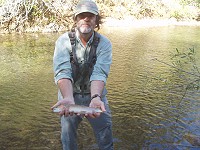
[95,15,98,24]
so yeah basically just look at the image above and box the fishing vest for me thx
[68,29,100,95]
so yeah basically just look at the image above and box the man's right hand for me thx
[51,98,75,117]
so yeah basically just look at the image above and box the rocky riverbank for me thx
[102,18,200,28]
[1,0,200,33]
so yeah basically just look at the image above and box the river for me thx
[0,26,200,150]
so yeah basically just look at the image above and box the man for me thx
[51,0,113,149]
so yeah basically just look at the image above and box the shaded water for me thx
[0,26,200,150]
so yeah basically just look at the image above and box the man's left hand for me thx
[87,97,106,118]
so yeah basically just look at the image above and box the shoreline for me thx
[102,17,200,28]
[1,18,200,34]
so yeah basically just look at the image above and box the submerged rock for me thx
[184,134,200,146]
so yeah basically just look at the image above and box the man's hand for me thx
[87,97,106,118]
[52,78,75,117]
[51,98,75,117]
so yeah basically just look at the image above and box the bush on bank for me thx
[0,0,200,33]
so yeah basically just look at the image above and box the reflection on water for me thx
[0,26,200,149]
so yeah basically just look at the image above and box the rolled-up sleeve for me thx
[90,34,112,84]
[53,33,73,84]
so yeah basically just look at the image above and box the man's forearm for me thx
[90,80,105,97]
[58,78,74,100]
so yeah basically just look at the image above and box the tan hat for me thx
[74,0,99,17]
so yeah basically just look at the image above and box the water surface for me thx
[0,26,200,149]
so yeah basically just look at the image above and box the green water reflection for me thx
[0,26,200,149]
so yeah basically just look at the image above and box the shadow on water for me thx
[0,26,200,150]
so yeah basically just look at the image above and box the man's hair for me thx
[95,15,102,30]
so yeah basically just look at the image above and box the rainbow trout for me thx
[53,104,102,114]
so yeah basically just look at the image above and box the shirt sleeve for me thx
[90,34,112,84]
[53,33,73,84]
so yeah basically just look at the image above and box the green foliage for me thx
[180,0,200,6]
[170,47,200,91]
[154,47,200,110]
[171,11,182,20]
[0,0,5,5]
[96,0,200,20]
[28,5,41,21]
[171,48,195,70]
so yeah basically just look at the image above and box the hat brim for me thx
[75,9,98,17]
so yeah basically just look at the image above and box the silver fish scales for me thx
[53,104,102,114]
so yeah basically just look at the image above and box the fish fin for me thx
[79,111,87,114]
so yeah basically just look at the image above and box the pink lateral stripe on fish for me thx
[53,104,103,114]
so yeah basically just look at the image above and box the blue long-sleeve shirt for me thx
[53,30,112,94]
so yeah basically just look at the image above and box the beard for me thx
[78,25,92,34]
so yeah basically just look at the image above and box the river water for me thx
[0,26,200,150]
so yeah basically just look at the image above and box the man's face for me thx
[76,12,97,34]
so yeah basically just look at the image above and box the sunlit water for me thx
[0,26,200,150]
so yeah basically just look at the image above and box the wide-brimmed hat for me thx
[74,0,99,17]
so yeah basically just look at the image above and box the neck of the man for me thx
[79,31,93,46]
